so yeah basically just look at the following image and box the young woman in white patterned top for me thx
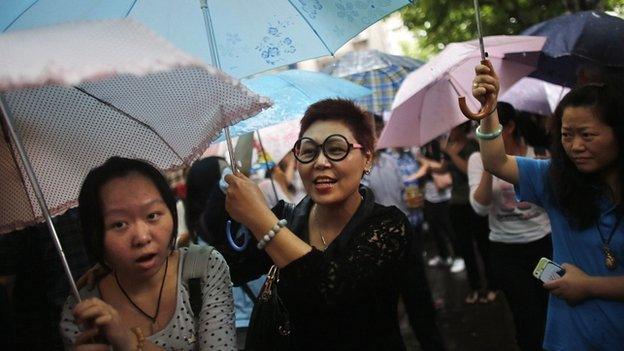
[60,157,236,351]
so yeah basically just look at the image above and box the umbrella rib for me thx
[286,0,334,55]
[124,0,140,17]
[2,0,40,32]
[277,75,315,101]
[72,86,184,162]
[448,77,462,96]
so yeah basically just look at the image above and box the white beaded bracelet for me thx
[256,219,288,250]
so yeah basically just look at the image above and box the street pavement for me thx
[400,238,520,351]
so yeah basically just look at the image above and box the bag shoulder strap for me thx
[182,244,215,319]
[241,283,258,303]
[182,244,215,281]
[282,202,296,226]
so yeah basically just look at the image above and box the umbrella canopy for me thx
[323,50,424,114]
[220,69,372,139]
[521,10,624,87]
[207,118,302,167]
[0,19,270,234]
[254,119,302,164]
[378,35,546,149]
[2,0,413,79]
[500,77,569,116]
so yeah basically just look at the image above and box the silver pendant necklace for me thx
[319,233,328,249]
[312,204,328,250]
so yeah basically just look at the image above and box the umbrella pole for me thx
[473,0,487,60]
[199,0,238,173]
[223,126,238,173]
[457,0,497,121]
[0,96,81,302]
[255,130,279,202]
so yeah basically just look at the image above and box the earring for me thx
[364,168,371,175]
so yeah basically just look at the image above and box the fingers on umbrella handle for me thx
[482,59,495,72]
[458,94,497,121]
[459,59,497,121]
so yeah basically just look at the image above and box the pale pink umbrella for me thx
[377,35,546,148]
[204,118,300,166]
[500,77,569,116]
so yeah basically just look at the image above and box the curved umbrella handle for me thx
[226,220,250,252]
[458,59,497,121]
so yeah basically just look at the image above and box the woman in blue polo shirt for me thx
[469,61,624,351]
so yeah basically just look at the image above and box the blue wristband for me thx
[475,125,503,140]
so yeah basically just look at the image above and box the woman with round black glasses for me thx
[218,99,414,350]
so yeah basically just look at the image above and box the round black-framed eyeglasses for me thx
[292,134,363,164]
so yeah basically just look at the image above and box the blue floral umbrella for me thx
[2,0,413,79]
[323,50,424,114]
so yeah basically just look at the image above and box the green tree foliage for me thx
[401,0,624,59]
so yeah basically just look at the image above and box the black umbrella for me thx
[522,10,624,87]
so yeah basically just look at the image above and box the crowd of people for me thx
[1,57,624,351]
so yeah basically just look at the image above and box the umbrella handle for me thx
[226,220,250,252]
[458,59,497,121]
[458,94,496,121]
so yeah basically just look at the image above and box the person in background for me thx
[61,157,235,350]
[472,62,624,350]
[468,102,552,350]
[184,156,228,245]
[420,139,460,269]
[257,153,298,206]
[515,111,551,157]
[363,114,445,351]
[184,156,264,349]
[444,122,497,303]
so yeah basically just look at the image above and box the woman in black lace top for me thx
[222,99,412,350]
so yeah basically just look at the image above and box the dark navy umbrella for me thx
[521,10,624,87]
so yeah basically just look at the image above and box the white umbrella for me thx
[0,19,270,299]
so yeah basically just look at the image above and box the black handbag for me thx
[245,203,297,351]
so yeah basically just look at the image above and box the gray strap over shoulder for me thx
[182,243,215,281]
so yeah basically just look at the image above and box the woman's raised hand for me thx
[73,297,135,351]
[224,172,275,231]
[472,60,500,105]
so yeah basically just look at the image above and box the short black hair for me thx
[497,102,522,142]
[184,156,226,240]
[299,99,375,154]
[78,157,178,269]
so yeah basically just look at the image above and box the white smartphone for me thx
[533,257,565,283]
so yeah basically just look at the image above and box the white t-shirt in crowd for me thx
[468,149,551,243]
[423,178,452,203]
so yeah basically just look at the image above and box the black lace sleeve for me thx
[278,206,410,307]
[200,192,285,286]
